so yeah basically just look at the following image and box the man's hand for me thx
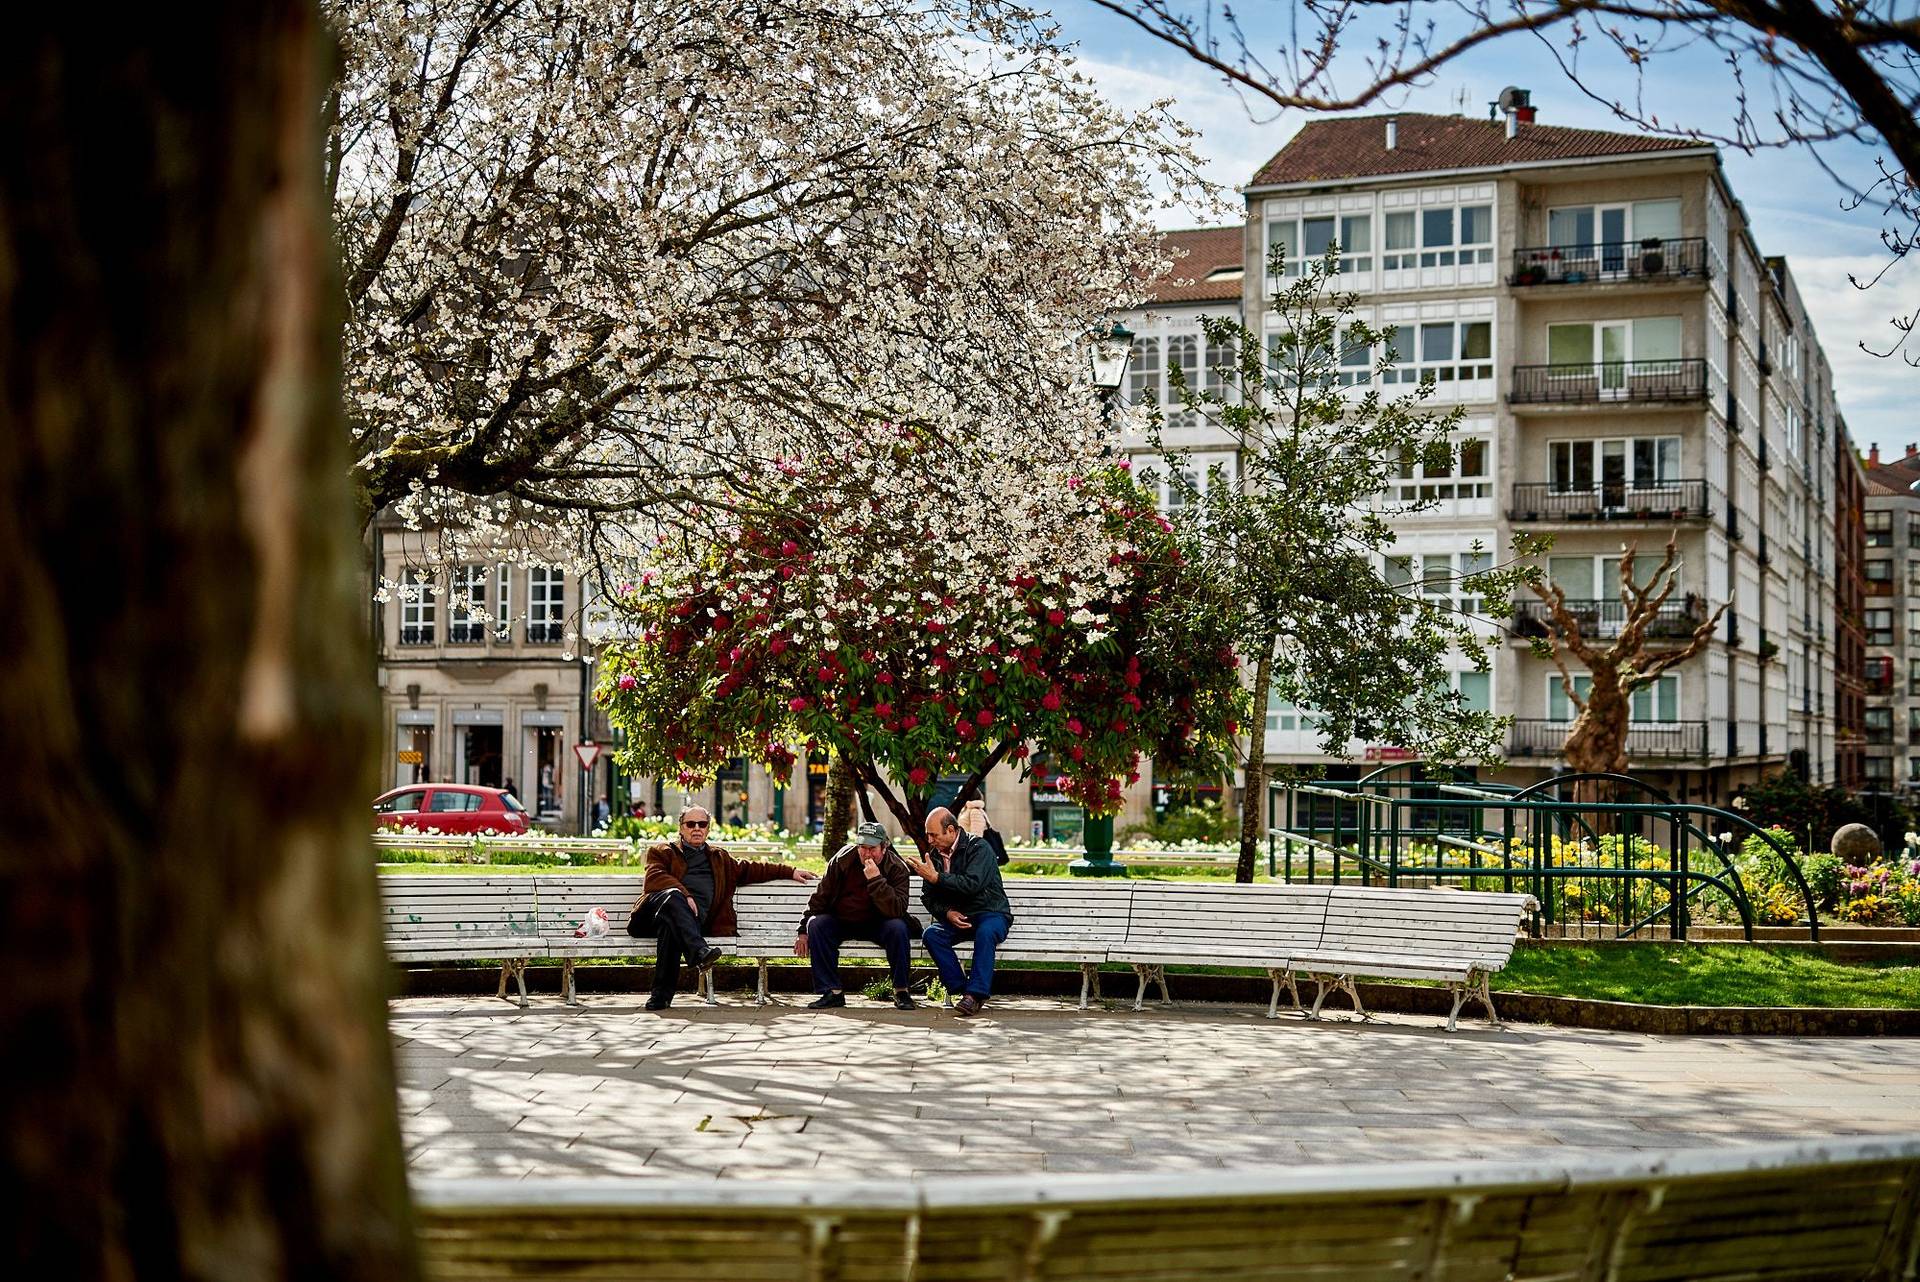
[794,934,810,958]
[901,852,937,881]
[793,868,821,882]
[944,909,972,930]
[859,846,884,877]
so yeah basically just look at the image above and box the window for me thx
[529,567,566,643]
[1547,199,1681,251]
[399,568,436,645]
[1392,434,1490,501]
[375,790,426,815]
[1337,329,1373,386]
[1548,436,1681,493]
[1866,609,1894,645]
[1391,549,1489,614]
[1456,670,1491,713]
[1866,756,1894,785]
[1546,317,1681,374]
[428,790,482,813]
[1128,336,1160,413]
[1145,452,1234,514]
[1910,658,1920,697]
[1382,211,1417,271]
[1416,204,1493,268]
[1383,320,1492,385]
[449,564,488,644]
[1267,214,1373,276]
[1866,510,1893,547]
[1548,674,1678,722]
[1866,559,1894,585]
[1909,512,1920,549]
[1546,555,1623,602]
[495,565,514,640]
[1164,335,1200,427]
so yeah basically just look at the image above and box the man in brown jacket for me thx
[629,805,817,1010]
[794,821,917,1009]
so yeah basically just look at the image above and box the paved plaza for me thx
[393,995,1920,1182]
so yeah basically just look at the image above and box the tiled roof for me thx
[1866,458,1920,498]
[1251,113,1706,186]
[1145,226,1245,305]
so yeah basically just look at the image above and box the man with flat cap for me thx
[900,802,1012,1017]
[795,821,918,1009]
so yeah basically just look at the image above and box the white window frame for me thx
[448,564,488,644]
[399,568,436,645]
[529,566,566,642]
[1391,432,1491,502]
[1381,318,1494,387]
[1266,212,1374,278]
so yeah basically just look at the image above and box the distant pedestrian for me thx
[593,794,612,828]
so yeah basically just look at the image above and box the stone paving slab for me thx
[391,994,1920,1182]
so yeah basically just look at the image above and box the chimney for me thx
[1497,87,1535,138]
[1385,117,1397,150]
[1870,444,1882,466]
[1908,443,1917,459]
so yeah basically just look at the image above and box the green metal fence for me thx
[1267,767,1821,942]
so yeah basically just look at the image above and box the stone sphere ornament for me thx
[1830,823,1882,863]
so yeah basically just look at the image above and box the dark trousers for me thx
[645,890,711,1003]
[805,915,913,993]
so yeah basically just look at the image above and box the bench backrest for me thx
[380,875,540,941]
[1122,882,1330,959]
[1314,886,1532,970]
[728,877,1138,950]
[532,876,650,937]
[414,1137,1920,1282]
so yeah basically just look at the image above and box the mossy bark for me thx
[0,8,418,1278]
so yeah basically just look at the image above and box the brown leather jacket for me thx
[797,842,913,934]
[641,841,802,936]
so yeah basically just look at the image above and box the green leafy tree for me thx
[597,464,1248,853]
[1157,245,1539,881]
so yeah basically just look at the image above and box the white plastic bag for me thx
[575,905,611,938]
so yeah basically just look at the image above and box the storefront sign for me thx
[1363,746,1417,762]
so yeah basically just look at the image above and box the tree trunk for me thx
[1236,642,1276,883]
[0,9,418,1278]
[820,750,858,855]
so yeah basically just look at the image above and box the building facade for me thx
[1857,446,1920,791]
[1121,105,1864,803]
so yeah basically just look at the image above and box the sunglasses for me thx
[682,819,710,828]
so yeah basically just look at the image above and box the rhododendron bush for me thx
[596,465,1246,847]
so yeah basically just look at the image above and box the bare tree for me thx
[1528,535,1729,780]
[2,5,415,1277]
[1089,0,1920,358]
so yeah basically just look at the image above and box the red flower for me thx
[901,714,918,730]
[1046,609,1066,626]
[874,703,894,718]
[788,697,810,712]
[817,666,835,682]
[769,637,789,656]
[908,767,930,787]
[1069,745,1085,762]
[1066,717,1085,736]
[1041,690,1063,711]
[780,539,799,556]
[617,674,638,691]
[876,671,894,686]
[976,709,994,727]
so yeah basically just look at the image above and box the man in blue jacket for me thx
[901,803,1012,1017]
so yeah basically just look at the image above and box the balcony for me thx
[1507,479,1710,523]
[1509,358,1707,406]
[1510,596,1709,641]
[399,625,435,646]
[1509,719,1707,760]
[1508,237,1709,288]
[525,622,566,644]
[448,623,488,644]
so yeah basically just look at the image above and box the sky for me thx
[1049,1,1918,452]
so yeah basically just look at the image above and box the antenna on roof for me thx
[1453,86,1470,116]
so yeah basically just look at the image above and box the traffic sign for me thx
[573,741,602,772]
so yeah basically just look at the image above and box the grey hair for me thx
[679,805,712,824]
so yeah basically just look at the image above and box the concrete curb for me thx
[394,961,1920,1037]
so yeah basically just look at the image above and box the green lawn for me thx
[1495,944,1919,1009]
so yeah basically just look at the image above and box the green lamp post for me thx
[1069,811,1126,877]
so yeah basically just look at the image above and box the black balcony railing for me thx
[399,625,435,646]
[1508,237,1709,288]
[1510,596,1709,641]
[1507,479,1710,522]
[525,622,565,644]
[1509,719,1708,760]
[1509,358,1707,405]
[448,623,488,644]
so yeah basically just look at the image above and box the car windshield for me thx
[501,793,526,812]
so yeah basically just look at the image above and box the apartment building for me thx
[1122,103,1863,802]
[1856,446,1920,791]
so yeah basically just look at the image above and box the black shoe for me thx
[696,946,723,968]
[892,992,917,1010]
[807,991,846,1009]
[644,996,672,1011]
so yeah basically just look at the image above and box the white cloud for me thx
[1785,253,1920,448]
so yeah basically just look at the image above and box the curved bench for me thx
[413,1135,1920,1281]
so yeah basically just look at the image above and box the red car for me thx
[374,784,530,835]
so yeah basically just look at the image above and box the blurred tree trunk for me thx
[1236,644,1275,883]
[0,8,418,1279]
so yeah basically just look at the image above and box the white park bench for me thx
[379,875,543,1008]
[412,1135,1920,1281]
[382,874,1534,1029]
[731,879,1134,1008]
[1284,885,1537,1030]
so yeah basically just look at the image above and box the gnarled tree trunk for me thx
[0,8,417,1278]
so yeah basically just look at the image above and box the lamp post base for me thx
[1068,813,1126,877]
[1067,858,1130,877]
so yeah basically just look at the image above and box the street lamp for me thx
[1071,320,1136,879]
